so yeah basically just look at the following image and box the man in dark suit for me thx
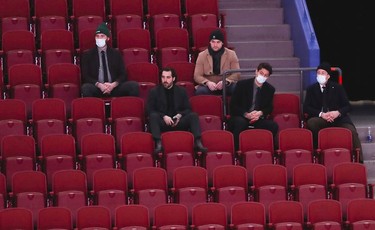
[229,62,279,151]
[304,62,362,162]
[147,67,207,154]
[81,22,139,97]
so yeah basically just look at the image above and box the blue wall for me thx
[281,0,319,88]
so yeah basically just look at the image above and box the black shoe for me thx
[194,138,208,153]
[154,140,163,155]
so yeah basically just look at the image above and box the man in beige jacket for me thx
[194,29,240,95]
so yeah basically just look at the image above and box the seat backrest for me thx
[47,63,81,86]
[155,27,189,50]
[115,204,150,228]
[52,169,87,194]
[173,166,208,190]
[153,203,189,228]
[318,127,353,151]
[271,93,300,117]
[239,129,274,153]
[184,0,219,17]
[293,163,327,187]
[117,28,151,51]
[231,201,266,227]
[71,97,105,121]
[12,171,47,195]
[333,162,367,186]
[40,134,76,158]
[253,164,287,188]
[34,0,68,18]
[110,96,145,121]
[1,30,35,54]
[347,198,375,223]
[161,131,195,155]
[0,0,30,19]
[201,130,234,154]
[109,0,144,17]
[0,99,27,122]
[190,95,223,119]
[0,207,33,230]
[38,207,72,230]
[126,62,159,84]
[32,98,66,122]
[72,0,106,19]
[40,29,74,53]
[307,199,342,224]
[80,133,116,157]
[278,128,313,152]
[133,167,167,192]
[192,203,227,227]
[1,135,36,159]
[269,201,304,225]
[213,165,247,190]
[166,61,195,83]
[147,0,182,17]
[8,64,43,88]
[92,168,127,193]
[121,132,154,155]
[76,206,111,229]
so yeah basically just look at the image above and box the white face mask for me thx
[95,38,106,48]
[256,74,267,84]
[316,74,327,85]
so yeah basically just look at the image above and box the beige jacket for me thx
[194,47,240,85]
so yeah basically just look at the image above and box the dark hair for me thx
[257,62,273,75]
[160,67,177,81]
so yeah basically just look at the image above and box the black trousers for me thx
[81,81,139,97]
[148,112,202,141]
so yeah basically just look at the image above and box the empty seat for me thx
[191,203,227,229]
[230,202,266,230]
[172,166,208,220]
[307,199,342,230]
[31,98,67,151]
[212,165,248,221]
[190,95,224,131]
[109,96,145,152]
[120,132,155,188]
[132,167,168,222]
[0,207,34,229]
[161,131,195,186]
[1,135,36,191]
[92,168,128,223]
[51,169,88,224]
[268,201,304,229]
[238,129,275,186]
[76,205,111,230]
[346,198,375,230]
[10,171,47,226]
[79,133,116,190]
[38,207,73,230]
[114,204,150,230]
[40,134,77,190]
[153,203,189,230]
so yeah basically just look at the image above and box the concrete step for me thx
[361,142,375,161]
[363,160,375,184]
[219,0,281,9]
[229,40,294,59]
[222,8,284,26]
[226,24,291,42]
[239,57,300,69]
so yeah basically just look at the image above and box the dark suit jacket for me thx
[303,81,352,122]
[146,84,191,118]
[81,46,126,84]
[230,77,275,118]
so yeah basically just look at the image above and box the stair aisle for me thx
[219,0,301,94]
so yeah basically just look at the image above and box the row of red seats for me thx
[0,165,373,229]
[3,198,374,229]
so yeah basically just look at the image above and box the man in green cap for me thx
[81,22,139,97]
